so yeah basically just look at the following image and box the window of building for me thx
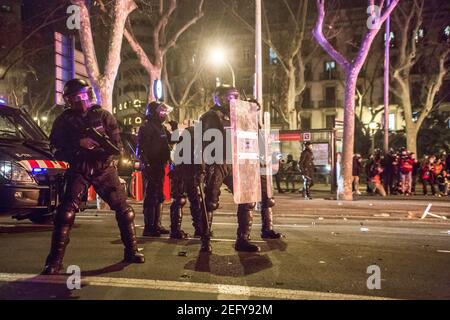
[269,48,278,65]
[443,26,450,42]
[325,115,335,129]
[0,5,12,12]
[302,88,312,108]
[384,31,395,47]
[305,63,313,81]
[300,116,311,130]
[324,61,336,72]
[415,28,425,43]
[389,113,396,130]
[325,87,336,104]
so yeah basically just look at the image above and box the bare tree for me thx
[0,2,66,81]
[222,0,322,129]
[354,53,385,136]
[121,0,205,103]
[390,0,450,154]
[313,0,399,200]
[72,0,137,113]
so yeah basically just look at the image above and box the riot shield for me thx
[230,99,262,204]
[260,111,274,199]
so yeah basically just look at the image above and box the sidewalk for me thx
[122,188,450,223]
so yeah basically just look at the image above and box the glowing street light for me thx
[209,47,236,87]
[369,121,379,153]
[41,116,48,122]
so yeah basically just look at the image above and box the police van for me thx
[0,102,67,223]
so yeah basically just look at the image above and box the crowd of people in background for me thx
[354,149,450,197]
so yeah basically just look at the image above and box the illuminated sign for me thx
[114,99,145,114]
[122,116,143,126]
[153,80,163,101]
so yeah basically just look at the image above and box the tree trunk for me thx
[280,69,298,129]
[147,66,162,103]
[98,78,114,112]
[342,71,358,201]
[406,127,418,155]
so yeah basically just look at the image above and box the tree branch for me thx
[162,0,205,55]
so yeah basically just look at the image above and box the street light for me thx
[209,47,236,87]
[369,121,379,154]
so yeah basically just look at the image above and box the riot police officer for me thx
[299,141,315,199]
[137,102,173,237]
[169,126,203,239]
[199,85,281,253]
[42,79,145,275]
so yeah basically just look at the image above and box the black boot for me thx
[142,205,159,237]
[199,211,213,253]
[154,203,170,235]
[235,206,260,252]
[261,207,282,239]
[116,208,145,264]
[42,211,75,275]
[170,200,189,239]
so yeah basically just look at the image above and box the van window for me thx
[0,113,47,141]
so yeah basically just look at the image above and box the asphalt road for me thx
[0,192,449,300]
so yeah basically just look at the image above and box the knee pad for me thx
[116,207,135,223]
[206,201,219,212]
[54,209,76,226]
[239,202,256,212]
[262,197,276,208]
[144,195,160,208]
[175,196,187,207]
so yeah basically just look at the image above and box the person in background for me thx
[365,154,374,194]
[299,142,315,200]
[352,154,362,195]
[284,154,297,192]
[421,155,436,196]
[369,155,386,197]
[410,153,420,195]
[435,157,445,196]
[399,148,413,196]
[274,157,285,193]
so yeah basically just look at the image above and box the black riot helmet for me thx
[145,101,173,122]
[213,85,240,107]
[63,78,96,112]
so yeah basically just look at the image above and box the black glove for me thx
[246,98,261,111]
[169,120,178,131]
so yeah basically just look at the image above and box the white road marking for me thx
[0,272,391,300]
[138,235,266,243]
[204,222,310,229]
[437,250,450,253]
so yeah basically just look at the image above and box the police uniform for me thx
[43,79,144,275]
[137,102,172,237]
[199,86,281,253]
[169,126,203,239]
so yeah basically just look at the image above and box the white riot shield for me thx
[260,112,274,199]
[230,100,262,204]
